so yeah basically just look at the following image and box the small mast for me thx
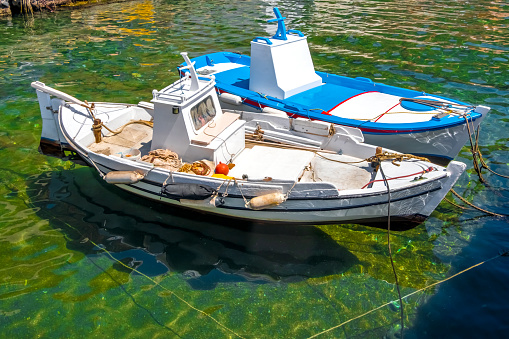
[179,52,200,92]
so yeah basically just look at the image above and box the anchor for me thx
[268,7,287,40]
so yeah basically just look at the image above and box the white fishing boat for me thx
[32,53,465,228]
[185,7,490,165]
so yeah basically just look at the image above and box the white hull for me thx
[363,119,484,164]
[99,160,464,226]
[220,100,486,165]
[31,67,466,228]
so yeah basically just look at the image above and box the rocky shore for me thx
[0,0,123,17]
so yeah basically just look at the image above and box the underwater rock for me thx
[384,323,402,339]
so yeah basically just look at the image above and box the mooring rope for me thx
[95,119,154,137]
[307,249,509,338]
[46,217,247,339]
[464,118,509,181]
[379,160,405,339]
[463,114,486,183]
[443,197,473,211]
[85,255,182,337]
[449,189,504,217]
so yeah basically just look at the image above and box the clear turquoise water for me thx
[0,0,508,337]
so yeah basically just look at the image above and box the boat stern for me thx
[32,81,74,158]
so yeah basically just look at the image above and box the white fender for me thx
[262,106,288,118]
[248,192,286,210]
[104,171,145,184]
[219,92,243,106]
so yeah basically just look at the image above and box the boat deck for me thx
[300,153,373,190]
[88,122,373,190]
[206,63,439,123]
[212,66,363,113]
[88,122,153,157]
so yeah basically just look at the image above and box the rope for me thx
[323,96,473,122]
[308,108,329,114]
[443,197,473,211]
[479,156,509,179]
[314,152,367,164]
[378,161,405,339]
[247,136,429,168]
[361,167,435,189]
[365,151,430,166]
[100,119,154,136]
[248,125,429,167]
[85,255,182,337]
[84,101,97,120]
[245,139,337,154]
[284,181,297,200]
[49,217,246,339]
[234,179,250,208]
[399,97,472,110]
[92,117,153,145]
[365,110,452,122]
[321,108,464,122]
[450,189,504,217]
[463,114,486,183]
[222,179,233,197]
[469,123,509,180]
[255,91,268,100]
[307,250,509,338]
[202,126,236,162]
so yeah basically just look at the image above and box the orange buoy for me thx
[215,162,229,175]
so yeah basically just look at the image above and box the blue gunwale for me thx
[185,52,482,135]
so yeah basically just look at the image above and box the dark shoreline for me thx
[0,0,130,17]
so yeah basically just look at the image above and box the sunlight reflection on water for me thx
[0,0,508,337]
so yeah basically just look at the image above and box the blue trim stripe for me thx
[185,52,481,135]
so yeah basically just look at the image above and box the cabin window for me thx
[190,95,216,131]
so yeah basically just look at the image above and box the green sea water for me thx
[0,0,508,338]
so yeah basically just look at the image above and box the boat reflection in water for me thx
[29,167,360,290]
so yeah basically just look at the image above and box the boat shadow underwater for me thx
[28,167,363,289]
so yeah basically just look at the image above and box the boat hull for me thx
[84,153,464,228]
[32,80,466,229]
[120,183,429,230]
[362,122,481,166]
[186,52,489,164]
[220,98,483,166]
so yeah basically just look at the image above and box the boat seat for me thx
[191,112,240,146]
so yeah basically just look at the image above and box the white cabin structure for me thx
[151,53,246,164]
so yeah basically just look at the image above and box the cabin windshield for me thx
[190,95,216,131]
